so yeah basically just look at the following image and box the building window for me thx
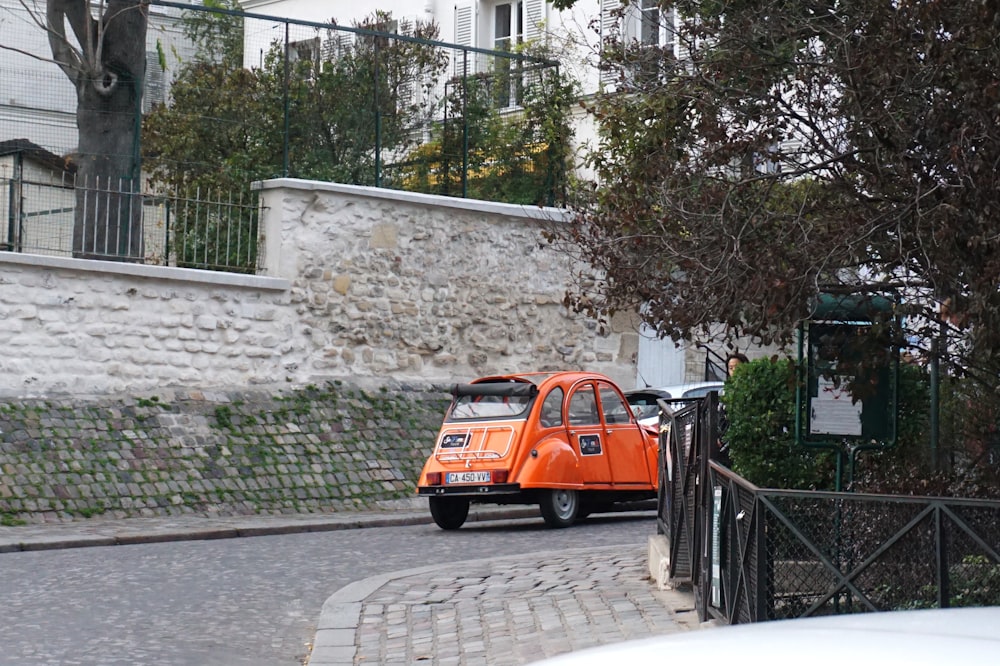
[491,1,524,107]
[453,1,544,107]
[288,38,320,66]
[599,0,674,88]
[493,2,524,52]
[639,0,660,46]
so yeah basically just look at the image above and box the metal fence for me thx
[658,393,1000,624]
[0,1,565,272]
[2,172,261,271]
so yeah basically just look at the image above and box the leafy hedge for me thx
[720,355,1000,495]
[721,358,837,489]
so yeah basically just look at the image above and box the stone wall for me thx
[0,179,638,397]
[0,382,450,524]
[0,181,641,523]
[259,180,638,387]
[0,254,293,396]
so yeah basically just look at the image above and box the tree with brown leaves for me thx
[556,0,1000,392]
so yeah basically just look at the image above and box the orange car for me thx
[416,371,660,529]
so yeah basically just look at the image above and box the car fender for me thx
[514,435,582,487]
[642,431,660,485]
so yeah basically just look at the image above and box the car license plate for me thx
[445,471,491,484]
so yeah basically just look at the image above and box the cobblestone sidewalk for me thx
[312,544,699,665]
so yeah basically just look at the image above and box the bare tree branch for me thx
[45,0,89,83]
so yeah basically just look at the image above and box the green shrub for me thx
[722,357,837,489]
[724,358,950,492]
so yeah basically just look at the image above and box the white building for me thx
[239,0,672,97]
[237,1,713,388]
[239,0,674,174]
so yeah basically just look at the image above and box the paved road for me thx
[0,511,661,665]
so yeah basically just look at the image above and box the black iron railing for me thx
[658,392,1000,625]
[2,174,261,272]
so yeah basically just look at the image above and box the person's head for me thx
[727,353,749,376]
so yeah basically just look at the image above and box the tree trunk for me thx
[48,0,149,261]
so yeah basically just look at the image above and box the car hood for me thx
[529,607,1000,665]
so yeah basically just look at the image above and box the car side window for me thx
[599,385,633,425]
[539,387,564,428]
[568,385,600,426]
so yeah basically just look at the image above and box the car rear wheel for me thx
[540,489,579,528]
[429,497,470,530]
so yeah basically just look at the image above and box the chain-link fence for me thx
[0,1,569,271]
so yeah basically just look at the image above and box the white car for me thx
[529,607,1000,666]
[626,381,724,428]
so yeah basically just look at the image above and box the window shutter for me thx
[321,32,353,62]
[524,0,545,43]
[453,1,476,77]
[599,0,622,86]
[321,34,339,61]
[600,0,621,45]
[321,37,336,61]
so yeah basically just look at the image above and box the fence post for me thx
[164,199,171,266]
[461,50,469,199]
[935,503,950,608]
[656,415,669,536]
[696,393,714,621]
[6,154,22,252]
[374,36,382,188]
[254,182,284,278]
[754,494,771,621]
[282,21,291,178]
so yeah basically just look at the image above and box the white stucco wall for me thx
[0,180,638,397]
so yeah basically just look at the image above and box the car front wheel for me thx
[540,489,579,528]
[429,497,470,530]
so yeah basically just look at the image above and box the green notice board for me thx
[798,295,899,446]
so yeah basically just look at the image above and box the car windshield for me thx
[446,381,536,421]
[631,403,660,420]
[626,392,665,420]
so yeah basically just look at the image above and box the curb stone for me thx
[0,505,542,553]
